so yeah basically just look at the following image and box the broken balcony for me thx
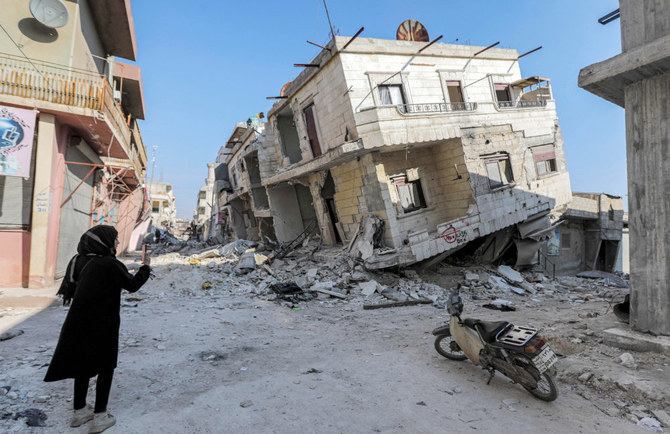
[496,77,552,110]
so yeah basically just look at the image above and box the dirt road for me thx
[1,254,666,433]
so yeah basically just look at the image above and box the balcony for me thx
[0,53,132,160]
[355,98,557,150]
[497,100,548,109]
[397,102,477,114]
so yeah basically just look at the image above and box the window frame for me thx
[484,153,514,190]
[390,173,427,214]
[532,144,558,178]
[378,84,406,106]
[301,102,323,158]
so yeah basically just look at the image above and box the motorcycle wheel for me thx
[434,333,467,361]
[523,372,558,402]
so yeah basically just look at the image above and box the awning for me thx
[511,76,550,88]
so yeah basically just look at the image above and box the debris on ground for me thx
[0,329,24,341]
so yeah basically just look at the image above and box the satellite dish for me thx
[29,0,70,29]
[280,82,292,97]
[396,19,429,42]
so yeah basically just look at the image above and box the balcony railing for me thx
[497,100,548,109]
[396,102,477,114]
[0,53,131,149]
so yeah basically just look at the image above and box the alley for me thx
[1,245,668,433]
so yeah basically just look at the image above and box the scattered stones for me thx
[637,417,663,432]
[578,372,593,383]
[619,352,637,369]
[464,272,479,282]
[651,410,670,428]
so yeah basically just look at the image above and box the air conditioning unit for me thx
[113,89,122,102]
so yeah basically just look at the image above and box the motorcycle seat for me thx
[462,318,512,343]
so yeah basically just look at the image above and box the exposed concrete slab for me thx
[602,328,670,355]
[578,33,670,107]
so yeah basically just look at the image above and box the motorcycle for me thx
[432,290,558,401]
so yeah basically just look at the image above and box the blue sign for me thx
[0,118,24,150]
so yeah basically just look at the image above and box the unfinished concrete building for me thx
[548,193,624,275]
[579,1,670,335]
[257,34,572,268]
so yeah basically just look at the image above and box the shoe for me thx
[89,411,115,433]
[70,404,94,427]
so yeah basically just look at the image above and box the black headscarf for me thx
[77,225,118,256]
[57,225,118,305]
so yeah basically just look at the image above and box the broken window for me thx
[446,81,465,110]
[532,144,557,177]
[378,84,406,106]
[494,83,511,103]
[391,174,426,213]
[485,154,514,189]
[560,232,571,249]
[277,105,302,164]
[303,104,322,158]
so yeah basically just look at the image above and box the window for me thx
[152,202,160,213]
[446,81,465,109]
[532,145,557,177]
[378,84,406,106]
[303,104,322,157]
[485,154,514,189]
[231,168,237,188]
[391,174,426,213]
[560,232,571,249]
[494,83,511,102]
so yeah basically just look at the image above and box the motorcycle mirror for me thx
[447,289,464,316]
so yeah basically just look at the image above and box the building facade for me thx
[0,0,148,287]
[147,182,176,231]
[253,35,572,268]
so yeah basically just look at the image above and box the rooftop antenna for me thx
[29,0,70,28]
[323,0,335,39]
[150,145,158,184]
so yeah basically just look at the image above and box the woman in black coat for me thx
[44,225,151,433]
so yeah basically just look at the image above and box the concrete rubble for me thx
[1,239,668,432]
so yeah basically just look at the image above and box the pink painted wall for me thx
[42,121,69,285]
[0,231,31,287]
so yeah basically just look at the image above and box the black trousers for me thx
[73,369,114,413]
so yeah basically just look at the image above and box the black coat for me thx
[44,257,150,381]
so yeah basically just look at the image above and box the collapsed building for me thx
[215,26,626,275]
[219,30,572,269]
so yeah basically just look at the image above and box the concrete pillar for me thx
[625,72,670,336]
[28,114,57,288]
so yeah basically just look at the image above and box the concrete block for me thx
[602,328,670,355]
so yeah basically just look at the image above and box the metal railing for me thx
[0,53,105,109]
[396,102,477,114]
[497,99,548,109]
[537,249,556,279]
[0,53,131,150]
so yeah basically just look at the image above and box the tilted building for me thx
[253,34,572,268]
